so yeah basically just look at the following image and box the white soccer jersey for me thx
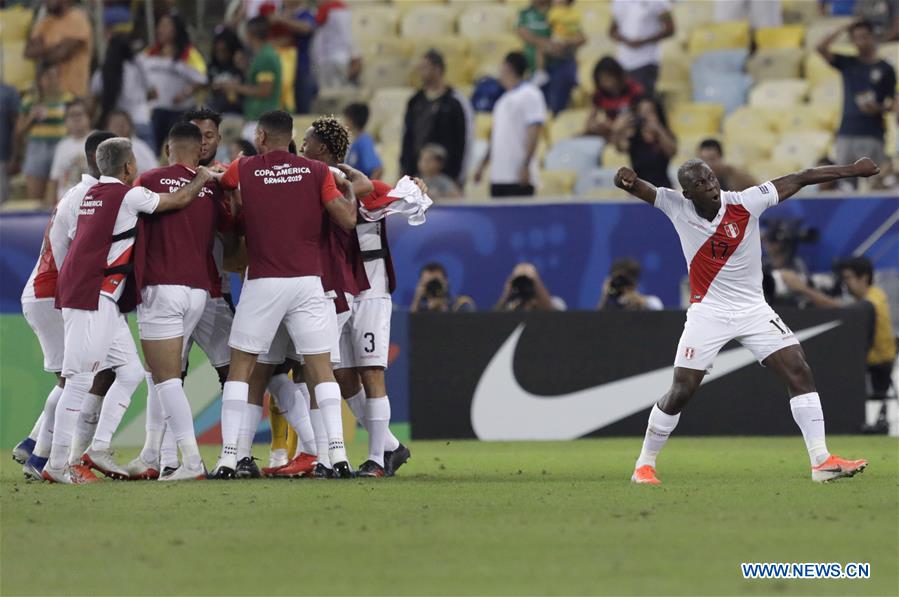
[654,181,780,311]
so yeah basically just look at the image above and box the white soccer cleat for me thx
[811,454,868,483]
[41,464,73,484]
[124,456,160,480]
[81,448,130,480]
[269,448,289,469]
[158,461,207,482]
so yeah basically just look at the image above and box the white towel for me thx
[360,176,433,226]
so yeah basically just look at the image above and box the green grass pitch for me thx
[1,436,896,596]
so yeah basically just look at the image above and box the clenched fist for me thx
[851,157,880,178]
[614,167,637,190]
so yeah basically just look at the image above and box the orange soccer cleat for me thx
[262,452,317,478]
[631,465,661,485]
[811,454,868,483]
[69,464,102,484]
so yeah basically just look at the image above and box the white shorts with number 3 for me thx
[336,297,391,369]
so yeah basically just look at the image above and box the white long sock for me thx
[48,373,91,470]
[790,392,830,466]
[33,385,63,458]
[237,403,263,460]
[271,377,316,455]
[310,408,330,468]
[89,360,143,452]
[160,425,179,469]
[366,396,391,467]
[316,382,347,465]
[346,387,400,451]
[635,404,681,469]
[140,372,164,466]
[220,381,247,463]
[29,411,45,440]
[72,393,103,462]
[156,378,202,469]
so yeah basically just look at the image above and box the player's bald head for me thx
[677,159,708,191]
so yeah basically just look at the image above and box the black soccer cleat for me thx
[312,463,333,479]
[160,466,179,479]
[356,460,386,478]
[235,457,261,479]
[332,461,355,479]
[384,443,411,477]
[208,465,237,480]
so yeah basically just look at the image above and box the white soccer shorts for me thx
[137,285,208,342]
[336,296,392,370]
[22,300,64,373]
[186,295,234,368]
[258,294,350,366]
[229,276,335,356]
[62,296,140,377]
[674,302,800,373]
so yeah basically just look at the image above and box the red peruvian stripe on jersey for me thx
[100,245,134,294]
[688,204,751,303]
[33,214,59,299]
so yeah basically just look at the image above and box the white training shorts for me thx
[137,285,208,342]
[258,294,351,366]
[61,295,140,377]
[22,300,64,372]
[186,295,234,368]
[230,276,335,356]
[336,296,392,370]
[674,302,800,373]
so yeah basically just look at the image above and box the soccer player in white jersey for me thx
[614,157,879,484]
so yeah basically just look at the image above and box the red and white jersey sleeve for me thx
[654,182,779,311]
[100,179,160,302]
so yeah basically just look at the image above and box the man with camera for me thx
[411,263,475,313]
[496,262,565,312]
[597,258,663,311]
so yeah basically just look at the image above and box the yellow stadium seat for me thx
[415,35,470,59]
[393,1,447,15]
[475,113,492,140]
[748,79,809,107]
[688,21,750,55]
[368,86,415,132]
[886,117,897,158]
[804,17,854,50]
[470,35,523,77]
[669,103,725,138]
[748,158,800,182]
[549,109,589,143]
[580,3,612,34]
[400,5,456,37]
[809,79,844,121]
[754,25,805,50]
[771,106,833,134]
[538,170,578,197]
[579,36,618,66]
[0,5,33,42]
[673,1,715,44]
[356,36,413,59]
[723,138,774,168]
[2,41,34,92]
[504,0,530,11]
[377,141,401,185]
[879,42,898,69]
[601,145,631,169]
[351,5,399,38]
[362,56,413,89]
[458,4,514,39]
[658,40,690,85]
[772,132,832,168]
[375,113,404,146]
[655,80,692,110]
[803,51,841,86]
[747,48,803,81]
[723,106,778,138]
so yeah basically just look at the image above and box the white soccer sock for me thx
[29,411,45,440]
[316,382,347,465]
[140,372,164,465]
[73,393,103,462]
[160,426,180,469]
[48,373,91,470]
[237,403,263,460]
[309,408,330,468]
[220,381,248,463]
[790,392,830,466]
[156,378,202,469]
[273,378,316,455]
[635,404,681,469]
[89,360,143,452]
[33,385,63,458]
[366,397,391,467]
[345,387,367,427]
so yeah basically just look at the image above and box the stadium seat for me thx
[809,78,843,110]
[659,40,690,85]
[362,56,413,89]
[544,137,604,173]
[394,0,451,16]
[375,113,405,146]
[669,103,725,138]
[692,73,752,114]
[673,1,715,44]
[548,109,590,143]
[754,25,805,49]
[2,41,34,91]
[600,144,630,169]
[580,2,612,34]
[368,86,415,135]
[469,34,522,67]
[400,5,456,37]
[781,0,821,25]
[723,106,778,137]
[772,132,832,167]
[0,5,33,42]
[747,48,803,81]
[688,21,751,55]
[803,52,840,86]
[475,112,492,140]
[748,158,800,182]
[748,79,809,107]
[351,5,399,38]
[356,36,413,60]
[725,139,774,168]
[770,106,832,134]
[690,48,749,75]
[458,4,514,38]
[377,142,400,184]
[538,169,578,197]
[575,167,619,196]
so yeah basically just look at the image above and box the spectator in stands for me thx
[92,35,154,149]
[818,20,897,185]
[16,64,71,201]
[854,0,899,41]
[715,0,783,29]
[697,139,757,191]
[24,0,93,98]
[46,98,91,204]
[597,258,664,311]
[143,12,208,154]
[780,257,897,433]
[401,50,471,185]
[270,0,318,113]
[411,263,475,313]
[610,0,674,95]
[475,52,547,198]
[311,0,361,89]
[496,262,565,311]
[208,28,247,118]
[343,103,382,179]
[517,0,553,77]
[215,17,282,142]
[611,96,677,187]
[0,83,20,203]
[417,144,461,201]
[103,109,158,174]
[585,56,644,139]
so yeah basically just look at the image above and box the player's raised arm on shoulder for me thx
[771,158,880,203]
[155,167,220,213]
[614,166,657,205]
[335,163,374,199]
[323,169,358,231]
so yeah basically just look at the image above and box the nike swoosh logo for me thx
[470,321,841,440]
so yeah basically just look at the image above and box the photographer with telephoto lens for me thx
[411,263,475,313]
[598,258,663,311]
[496,262,565,312]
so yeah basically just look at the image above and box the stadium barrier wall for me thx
[409,309,869,440]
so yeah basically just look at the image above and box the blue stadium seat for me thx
[690,49,749,78]
[692,73,752,114]
[575,167,619,196]
[544,137,605,173]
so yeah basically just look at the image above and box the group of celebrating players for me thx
[13,105,419,483]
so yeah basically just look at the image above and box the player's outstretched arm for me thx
[614,167,657,205]
[155,167,220,213]
[771,158,880,202]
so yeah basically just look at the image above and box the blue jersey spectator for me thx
[343,102,383,179]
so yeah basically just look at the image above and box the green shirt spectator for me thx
[244,42,282,122]
[517,1,553,73]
